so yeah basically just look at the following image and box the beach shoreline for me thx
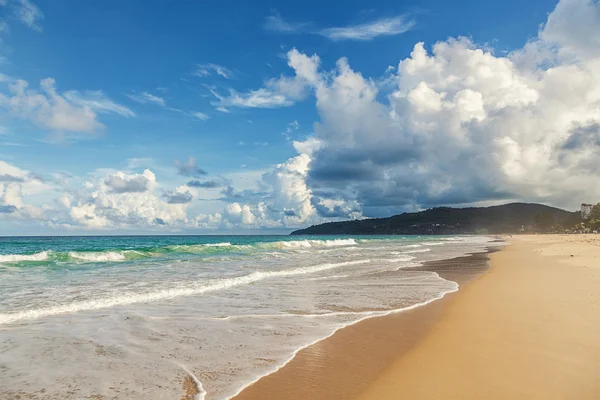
[233,235,600,400]
[232,246,499,400]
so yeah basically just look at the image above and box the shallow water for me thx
[0,235,495,399]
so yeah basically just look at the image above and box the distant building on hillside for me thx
[581,203,593,219]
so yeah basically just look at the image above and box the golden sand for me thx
[234,235,600,400]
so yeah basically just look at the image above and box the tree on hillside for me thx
[534,212,555,232]
[589,203,600,221]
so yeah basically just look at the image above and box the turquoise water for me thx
[0,235,495,399]
[0,235,436,265]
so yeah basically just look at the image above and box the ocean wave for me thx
[259,238,357,249]
[0,259,372,325]
[0,251,50,263]
[0,239,364,267]
[0,249,150,265]
[68,251,128,262]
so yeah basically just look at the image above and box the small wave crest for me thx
[68,251,129,262]
[259,238,357,249]
[0,251,50,263]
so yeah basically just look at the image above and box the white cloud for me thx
[540,0,600,60]
[318,15,415,41]
[104,169,155,193]
[195,63,233,79]
[4,0,600,232]
[293,136,321,156]
[301,0,600,215]
[263,10,311,33]
[14,0,43,31]
[263,11,414,41]
[126,92,166,107]
[191,111,209,121]
[210,49,320,109]
[212,88,293,109]
[0,78,134,134]
[162,188,193,204]
[0,160,52,221]
[69,169,189,229]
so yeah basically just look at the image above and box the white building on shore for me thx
[581,203,593,219]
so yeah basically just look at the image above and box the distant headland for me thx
[291,202,587,235]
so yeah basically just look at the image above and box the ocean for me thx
[0,235,495,399]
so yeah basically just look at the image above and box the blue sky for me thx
[1,0,599,234]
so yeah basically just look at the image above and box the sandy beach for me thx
[233,235,600,400]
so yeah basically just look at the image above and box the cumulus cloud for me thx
[224,0,600,219]
[0,160,50,222]
[69,169,189,228]
[4,0,600,232]
[210,49,320,109]
[162,189,193,204]
[104,169,155,193]
[540,0,600,60]
[301,0,600,215]
[0,78,134,134]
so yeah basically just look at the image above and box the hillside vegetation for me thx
[291,203,581,235]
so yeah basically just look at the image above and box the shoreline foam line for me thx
[177,363,208,400]
[0,259,372,325]
[223,269,460,400]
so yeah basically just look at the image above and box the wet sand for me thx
[233,249,496,400]
[233,235,600,400]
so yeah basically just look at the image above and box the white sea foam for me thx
[401,248,432,254]
[224,273,459,400]
[0,259,371,325]
[261,238,357,249]
[382,255,416,263]
[68,251,127,262]
[0,251,50,263]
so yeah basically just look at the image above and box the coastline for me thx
[231,247,497,400]
[232,235,600,400]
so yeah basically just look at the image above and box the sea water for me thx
[0,235,495,399]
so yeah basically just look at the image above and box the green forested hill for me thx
[291,203,581,235]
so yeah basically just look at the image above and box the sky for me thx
[0,0,599,235]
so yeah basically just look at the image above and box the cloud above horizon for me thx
[263,10,415,41]
[2,0,600,232]
[318,15,415,41]
[0,77,134,135]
